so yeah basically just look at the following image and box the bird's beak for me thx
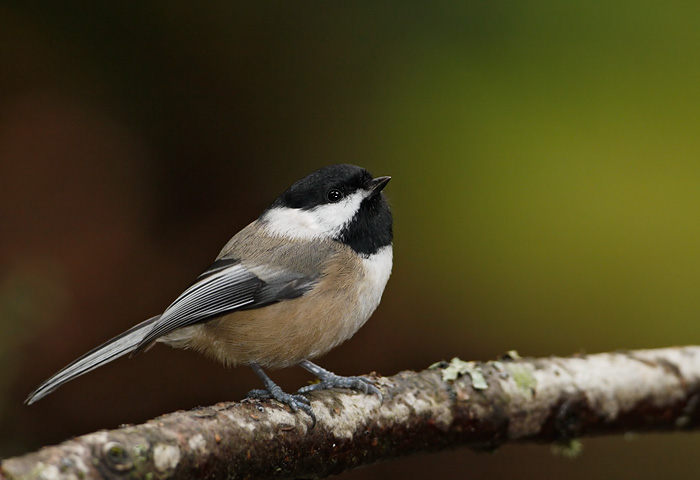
[367,176,391,198]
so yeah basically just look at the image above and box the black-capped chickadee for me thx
[25,164,392,423]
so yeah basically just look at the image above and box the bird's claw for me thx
[297,374,383,402]
[247,386,316,426]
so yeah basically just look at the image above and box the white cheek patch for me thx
[262,190,366,240]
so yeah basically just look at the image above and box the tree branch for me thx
[3,346,700,479]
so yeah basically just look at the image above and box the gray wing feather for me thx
[133,260,318,352]
[27,258,318,404]
[133,264,260,349]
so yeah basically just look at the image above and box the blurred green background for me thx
[2,1,700,478]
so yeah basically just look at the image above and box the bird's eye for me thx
[326,188,344,203]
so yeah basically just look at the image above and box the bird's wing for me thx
[132,258,318,353]
[26,258,318,404]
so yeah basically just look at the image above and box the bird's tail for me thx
[25,315,161,405]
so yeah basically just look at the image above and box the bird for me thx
[26,164,393,423]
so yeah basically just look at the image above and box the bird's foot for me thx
[298,360,383,401]
[248,363,316,426]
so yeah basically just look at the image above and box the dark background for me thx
[2,2,700,478]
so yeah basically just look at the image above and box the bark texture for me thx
[3,346,700,479]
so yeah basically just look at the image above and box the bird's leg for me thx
[297,360,383,401]
[247,362,316,425]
